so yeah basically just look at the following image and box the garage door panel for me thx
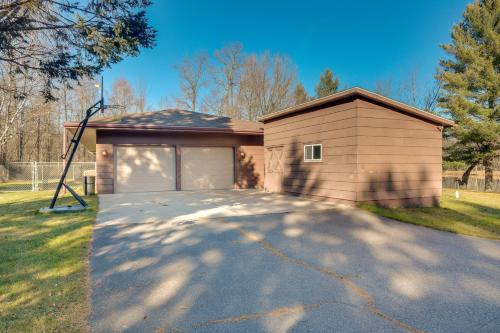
[116,146,175,193]
[181,147,234,190]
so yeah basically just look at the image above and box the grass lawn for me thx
[360,189,500,240]
[0,191,97,332]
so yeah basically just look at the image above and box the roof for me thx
[64,109,263,135]
[259,87,455,127]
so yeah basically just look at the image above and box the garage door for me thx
[115,146,176,193]
[181,147,234,190]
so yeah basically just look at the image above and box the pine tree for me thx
[315,69,339,98]
[436,0,499,191]
[0,1,156,99]
[293,83,309,105]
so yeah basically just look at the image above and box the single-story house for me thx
[65,87,453,207]
[65,110,265,193]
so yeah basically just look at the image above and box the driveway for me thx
[91,190,500,333]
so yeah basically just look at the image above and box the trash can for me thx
[84,176,96,195]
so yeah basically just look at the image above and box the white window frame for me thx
[303,144,322,162]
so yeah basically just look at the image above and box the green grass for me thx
[359,189,500,240]
[0,191,98,332]
[0,180,82,191]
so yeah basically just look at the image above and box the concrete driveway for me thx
[91,190,500,333]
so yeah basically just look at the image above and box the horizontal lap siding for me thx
[264,97,445,206]
[236,146,265,189]
[264,101,358,202]
[357,136,441,147]
[264,103,357,131]
[355,98,443,205]
[96,144,114,193]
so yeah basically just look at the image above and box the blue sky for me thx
[103,0,470,109]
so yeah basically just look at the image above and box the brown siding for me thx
[235,146,265,189]
[95,130,263,193]
[355,98,443,207]
[95,143,114,194]
[263,99,358,202]
[263,97,444,207]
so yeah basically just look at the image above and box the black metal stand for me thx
[44,78,105,212]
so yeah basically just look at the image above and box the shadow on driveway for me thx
[90,191,500,333]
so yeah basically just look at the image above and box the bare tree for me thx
[174,53,208,112]
[374,69,442,113]
[374,77,393,97]
[209,43,244,118]
[0,73,107,163]
[231,52,297,120]
[135,80,149,113]
[236,55,261,119]
[0,67,38,160]
[199,45,298,120]
[397,68,419,107]
[109,78,135,115]
[421,81,441,112]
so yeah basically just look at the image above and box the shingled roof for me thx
[64,109,263,135]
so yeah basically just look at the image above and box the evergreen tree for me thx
[293,83,309,105]
[315,69,339,98]
[436,0,499,191]
[0,1,156,100]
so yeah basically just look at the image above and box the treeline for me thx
[0,73,149,163]
[170,42,444,121]
[0,0,156,164]
[170,42,343,120]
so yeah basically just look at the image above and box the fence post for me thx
[33,162,37,192]
[31,162,34,192]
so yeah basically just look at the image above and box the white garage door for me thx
[115,146,176,193]
[181,147,234,190]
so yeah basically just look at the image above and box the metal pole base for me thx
[39,205,88,213]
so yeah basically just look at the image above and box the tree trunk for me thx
[483,157,494,192]
[460,162,478,187]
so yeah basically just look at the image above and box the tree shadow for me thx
[89,193,500,332]
[280,139,323,197]
[364,166,439,208]
[235,152,262,189]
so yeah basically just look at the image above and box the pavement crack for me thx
[158,300,350,333]
[236,228,424,333]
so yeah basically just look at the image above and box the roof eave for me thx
[259,87,455,127]
[63,123,264,135]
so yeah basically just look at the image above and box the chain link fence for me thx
[0,162,95,192]
[443,169,500,193]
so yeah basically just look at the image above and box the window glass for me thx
[304,145,313,160]
[313,145,322,160]
[304,144,322,161]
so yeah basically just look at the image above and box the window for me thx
[304,144,322,162]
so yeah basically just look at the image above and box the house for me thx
[259,87,454,207]
[64,109,265,193]
[65,87,453,207]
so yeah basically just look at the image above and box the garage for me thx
[181,147,234,190]
[115,146,176,193]
[65,109,264,194]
